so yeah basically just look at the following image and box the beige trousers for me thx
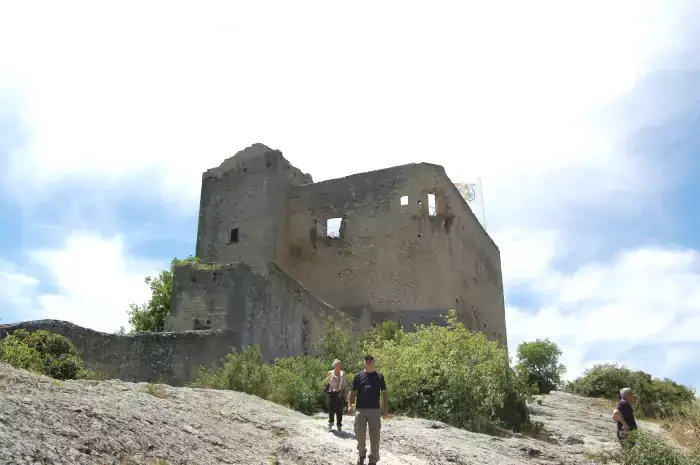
[355,409,381,463]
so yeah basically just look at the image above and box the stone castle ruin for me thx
[2,143,507,385]
[166,143,507,361]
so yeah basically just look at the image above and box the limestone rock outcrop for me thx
[0,362,647,464]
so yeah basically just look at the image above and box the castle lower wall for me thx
[0,320,238,386]
[167,262,353,362]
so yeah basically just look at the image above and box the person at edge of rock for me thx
[348,354,388,465]
[323,358,348,431]
[612,387,638,445]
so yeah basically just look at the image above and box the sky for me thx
[1,1,699,390]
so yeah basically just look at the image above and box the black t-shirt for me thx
[352,371,386,409]
[616,399,637,433]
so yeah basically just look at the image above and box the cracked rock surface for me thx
[0,363,658,464]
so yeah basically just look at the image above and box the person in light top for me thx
[323,359,349,431]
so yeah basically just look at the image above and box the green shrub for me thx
[566,363,696,419]
[589,429,700,465]
[514,339,566,394]
[365,311,530,432]
[270,356,328,414]
[314,316,364,374]
[0,337,43,372]
[190,345,271,395]
[193,311,532,433]
[0,329,90,380]
[190,345,328,415]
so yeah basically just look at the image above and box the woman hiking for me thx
[323,359,348,431]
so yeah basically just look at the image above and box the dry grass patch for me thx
[666,402,700,450]
[141,382,170,399]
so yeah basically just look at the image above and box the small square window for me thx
[229,228,239,244]
[400,196,408,206]
[327,218,342,238]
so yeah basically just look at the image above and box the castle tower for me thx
[195,143,312,270]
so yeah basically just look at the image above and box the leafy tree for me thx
[128,255,200,332]
[515,339,566,394]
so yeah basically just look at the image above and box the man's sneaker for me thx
[357,457,365,465]
[328,423,333,430]
[337,425,342,432]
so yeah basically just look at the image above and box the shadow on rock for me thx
[331,430,355,440]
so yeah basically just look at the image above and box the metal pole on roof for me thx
[479,177,487,230]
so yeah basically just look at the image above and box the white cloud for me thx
[0,234,159,332]
[493,228,563,289]
[0,260,39,322]
[29,233,159,332]
[0,0,695,224]
[506,245,700,386]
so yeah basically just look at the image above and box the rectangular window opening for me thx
[326,218,342,238]
[428,194,436,216]
[229,228,239,244]
[400,195,408,206]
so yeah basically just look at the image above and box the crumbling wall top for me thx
[203,143,313,183]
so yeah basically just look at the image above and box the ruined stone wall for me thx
[280,163,506,343]
[0,320,238,386]
[167,262,353,361]
[438,180,507,345]
[195,144,312,271]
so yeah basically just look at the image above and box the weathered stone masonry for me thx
[0,143,507,385]
[1,320,238,386]
[169,143,507,349]
[166,261,351,362]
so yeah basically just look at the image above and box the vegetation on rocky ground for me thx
[1,323,699,463]
[565,363,699,464]
[0,329,95,380]
[192,311,531,433]
[589,427,700,465]
[564,363,696,420]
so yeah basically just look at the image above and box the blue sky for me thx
[1,1,700,391]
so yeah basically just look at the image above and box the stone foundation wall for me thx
[0,320,238,386]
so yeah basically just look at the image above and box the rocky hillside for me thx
[0,362,658,465]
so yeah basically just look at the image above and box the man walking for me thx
[348,354,388,465]
[612,387,637,445]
